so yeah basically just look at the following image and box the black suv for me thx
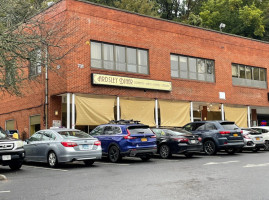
[182,121,244,155]
[0,127,25,170]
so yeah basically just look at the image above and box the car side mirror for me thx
[25,139,29,144]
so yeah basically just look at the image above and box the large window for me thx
[171,54,215,82]
[29,49,42,77]
[232,64,267,88]
[91,41,149,74]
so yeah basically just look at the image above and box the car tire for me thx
[48,151,58,168]
[9,160,23,170]
[84,160,95,166]
[184,153,194,158]
[203,140,217,155]
[264,141,269,150]
[108,146,121,163]
[159,144,171,159]
[225,148,236,155]
[140,155,151,162]
[252,147,260,152]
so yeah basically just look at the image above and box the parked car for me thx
[89,120,157,163]
[151,128,203,158]
[182,121,244,155]
[240,128,264,152]
[24,128,102,167]
[0,127,25,170]
[250,126,269,150]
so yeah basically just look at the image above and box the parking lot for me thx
[1,151,269,200]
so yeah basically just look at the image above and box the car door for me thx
[36,131,57,162]
[24,131,43,161]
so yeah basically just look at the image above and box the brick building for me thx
[1,0,269,138]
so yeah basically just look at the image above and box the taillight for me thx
[61,142,77,147]
[240,130,243,134]
[173,138,189,143]
[124,129,136,139]
[198,137,202,142]
[243,135,251,139]
[151,135,156,138]
[94,141,101,146]
[219,131,230,135]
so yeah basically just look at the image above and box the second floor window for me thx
[29,49,42,77]
[91,41,149,74]
[232,63,267,89]
[171,54,215,82]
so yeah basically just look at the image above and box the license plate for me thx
[2,155,11,161]
[190,140,196,144]
[256,137,260,140]
[141,138,147,142]
[81,144,90,150]
[233,134,238,137]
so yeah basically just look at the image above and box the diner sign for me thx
[91,73,172,91]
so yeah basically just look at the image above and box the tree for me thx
[0,0,84,96]
[199,0,265,39]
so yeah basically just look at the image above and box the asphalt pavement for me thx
[0,151,269,200]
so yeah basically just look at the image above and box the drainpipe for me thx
[45,45,48,129]
[117,96,120,121]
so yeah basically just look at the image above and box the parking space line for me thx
[23,165,68,172]
[204,161,239,165]
[95,162,130,166]
[0,191,10,193]
[243,163,269,168]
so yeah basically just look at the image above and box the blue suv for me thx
[182,121,244,155]
[89,120,157,162]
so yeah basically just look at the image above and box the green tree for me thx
[199,0,265,39]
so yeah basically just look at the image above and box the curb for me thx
[0,175,7,181]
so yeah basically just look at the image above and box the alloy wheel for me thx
[204,140,216,155]
[264,141,269,151]
[160,144,170,159]
[48,152,57,167]
[108,146,120,163]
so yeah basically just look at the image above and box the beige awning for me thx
[30,115,40,125]
[6,120,15,130]
[120,98,155,126]
[224,106,248,128]
[159,100,190,127]
[76,95,115,126]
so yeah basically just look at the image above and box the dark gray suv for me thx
[182,121,244,155]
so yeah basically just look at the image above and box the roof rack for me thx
[108,119,141,125]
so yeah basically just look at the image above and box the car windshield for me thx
[58,131,92,139]
[220,122,239,130]
[0,127,7,139]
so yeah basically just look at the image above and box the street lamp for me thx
[219,23,226,32]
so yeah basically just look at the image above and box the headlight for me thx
[15,140,24,148]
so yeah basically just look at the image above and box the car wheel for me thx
[252,147,260,152]
[225,148,236,155]
[140,155,151,161]
[9,160,23,170]
[203,140,217,155]
[108,146,121,163]
[159,144,171,159]
[84,160,95,166]
[264,141,269,150]
[48,151,58,168]
[184,153,194,158]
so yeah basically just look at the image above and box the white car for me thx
[250,126,269,150]
[241,128,264,152]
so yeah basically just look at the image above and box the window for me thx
[171,54,215,82]
[42,131,56,141]
[29,49,42,77]
[205,123,217,131]
[91,41,149,74]
[113,126,122,134]
[232,63,267,89]
[90,126,104,136]
[29,131,43,142]
[103,126,114,135]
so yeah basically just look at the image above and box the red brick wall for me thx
[1,0,269,132]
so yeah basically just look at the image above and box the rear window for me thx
[128,126,153,134]
[58,131,92,139]
[220,122,239,130]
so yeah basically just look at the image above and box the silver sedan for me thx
[24,128,102,167]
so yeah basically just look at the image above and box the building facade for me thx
[1,0,269,137]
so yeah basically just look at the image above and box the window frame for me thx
[29,49,42,77]
[91,41,149,75]
[170,54,215,83]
